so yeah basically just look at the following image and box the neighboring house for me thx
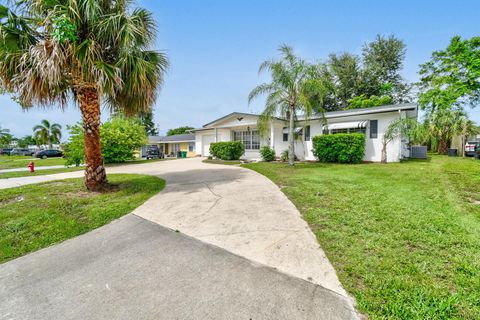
[193,104,418,162]
[143,133,196,158]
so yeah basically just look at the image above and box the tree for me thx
[16,135,39,148]
[425,109,473,154]
[64,117,147,166]
[33,120,62,149]
[167,126,194,136]
[139,111,158,136]
[0,125,11,147]
[418,36,480,153]
[249,45,327,166]
[0,1,168,191]
[382,118,419,163]
[418,36,480,113]
[361,34,411,103]
[326,53,361,109]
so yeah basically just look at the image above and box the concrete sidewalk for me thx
[0,214,358,320]
[0,164,81,173]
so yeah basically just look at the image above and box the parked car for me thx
[0,148,13,155]
[464,141,479,157]
[35,149,63,159]
[146,145,163,159]
[10,148,34,156]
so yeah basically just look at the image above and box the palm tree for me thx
[381,118,419,163]
[33,119,62,149]
[426,108,470,155]
[248,45,326,165]
[0,1,168,191]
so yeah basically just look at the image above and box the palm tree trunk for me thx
[381,139,388,163]
[438,137,449,155]
[288,107,295,166]
[77,85,108,191]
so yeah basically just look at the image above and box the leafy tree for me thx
[64,117,147,166]
[418,36,480,112]
[249,45,327,165]
[16,135,39,148]
[0,125,12,147]
[346,94,393,110]
[33,120,62,149]
[167,126,194,136]
[139,111,158,136]
[361,35,411,103]
[326,53,361,109]
[0,1,168,191]
[418,36,480,153]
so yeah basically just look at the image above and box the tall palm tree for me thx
[33,119,62,149]
[0,1,168,191]
[249,45,327,165]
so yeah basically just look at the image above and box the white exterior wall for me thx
[271,112,405,162]
[195,109,414,162]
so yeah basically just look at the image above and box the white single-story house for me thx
[142,133,196,158]
[193,104,418,162]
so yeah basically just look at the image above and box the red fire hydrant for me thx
[28,161,35,173]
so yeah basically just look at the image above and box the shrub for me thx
[260,146,275,162]
[209,141,244,160]
[280,149,298,162]
[64,117,147,165]
[312,133,366,164]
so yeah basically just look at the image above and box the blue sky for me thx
[1,0,479,138]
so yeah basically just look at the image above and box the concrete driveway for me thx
[0,158,358,319]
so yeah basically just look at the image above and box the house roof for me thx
[192,104,417,131]
[148,133,195,143]
[307,103,417,120]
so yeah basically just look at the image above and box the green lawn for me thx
[0,174,165,263]
[243,155,480,319]
[0,155,67,169]
[202,159,242,165]
[0,157,171,179]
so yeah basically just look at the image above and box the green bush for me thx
[260,146,275,162]
[280,149,298,162]
[64,117,147,165]
[209,141,244,160]
[312,133,366,163]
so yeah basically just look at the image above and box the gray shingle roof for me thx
[148,133,195,143]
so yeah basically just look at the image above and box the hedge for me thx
[312,133,366,163]
[209,141,245,160]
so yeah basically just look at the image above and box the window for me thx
[305,125,311,141]
[283,127,288,142]
[188,143,195,152]
[233,130,260,150]
[172,143,181,153]
[328,127,366,135]
[370,120,378,139]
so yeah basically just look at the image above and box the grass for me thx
[0,166,85,179]
[202,159,242,165]
[0,174,165,263]
[243,155,480,320]
[0,157,171,179]
[0,155,66,169]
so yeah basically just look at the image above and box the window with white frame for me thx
[329,127,366,135]
[233,130,260,150]
[188,142,195,152]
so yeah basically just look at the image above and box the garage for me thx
[202,134,215,156]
